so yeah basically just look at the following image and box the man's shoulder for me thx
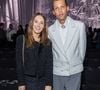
[75,20,84,25]
[70,17,84,26]
[48,21,56,31]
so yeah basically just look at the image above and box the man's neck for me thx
[59,20,65,25]
[33,31,39,39]
[58,17,67,25]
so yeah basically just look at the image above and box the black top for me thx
[16,35,53,86]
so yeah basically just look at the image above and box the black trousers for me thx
[25,76,45,90]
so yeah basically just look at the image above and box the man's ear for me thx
[67,6,69,12]
[52,10,55,16]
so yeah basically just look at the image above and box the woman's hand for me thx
[45,86,52,90]
[18,85,26,90]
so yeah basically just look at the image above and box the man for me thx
[48,0,86,90]
[6,24,16,42]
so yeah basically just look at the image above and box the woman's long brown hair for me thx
[25,13,48,48]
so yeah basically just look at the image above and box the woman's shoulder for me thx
[16,35,25,45]
[16,35,24,41]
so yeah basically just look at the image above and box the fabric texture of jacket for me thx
[16,35,53,86]
[48,16,86,76]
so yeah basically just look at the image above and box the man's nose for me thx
[58,8,62,13]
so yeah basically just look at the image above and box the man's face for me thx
[53,0,69,22]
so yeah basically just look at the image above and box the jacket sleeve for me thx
[45,40,53,86]
[79,23,87,62]
[16,35,26,86]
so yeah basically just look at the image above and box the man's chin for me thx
[59,18,65,21]
[57,18,65,24]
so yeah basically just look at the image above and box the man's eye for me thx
[62,6,65,8]
[54,8,58,10]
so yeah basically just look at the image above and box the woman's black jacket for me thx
[16,35,53,86]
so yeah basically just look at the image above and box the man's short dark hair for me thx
[52,0,69,10]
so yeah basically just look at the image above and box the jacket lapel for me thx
[49,17,77,55]
[49,21,65,54]
[63,17,77,52]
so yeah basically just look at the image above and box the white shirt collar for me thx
[55,16,70,29]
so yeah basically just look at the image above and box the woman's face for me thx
[33,15,45,34]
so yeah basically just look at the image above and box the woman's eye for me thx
[40,22,44,25]
[34,20,37,23]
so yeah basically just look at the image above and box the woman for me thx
[16,13,53,90]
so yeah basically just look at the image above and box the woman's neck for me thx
[33,33,40,42]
